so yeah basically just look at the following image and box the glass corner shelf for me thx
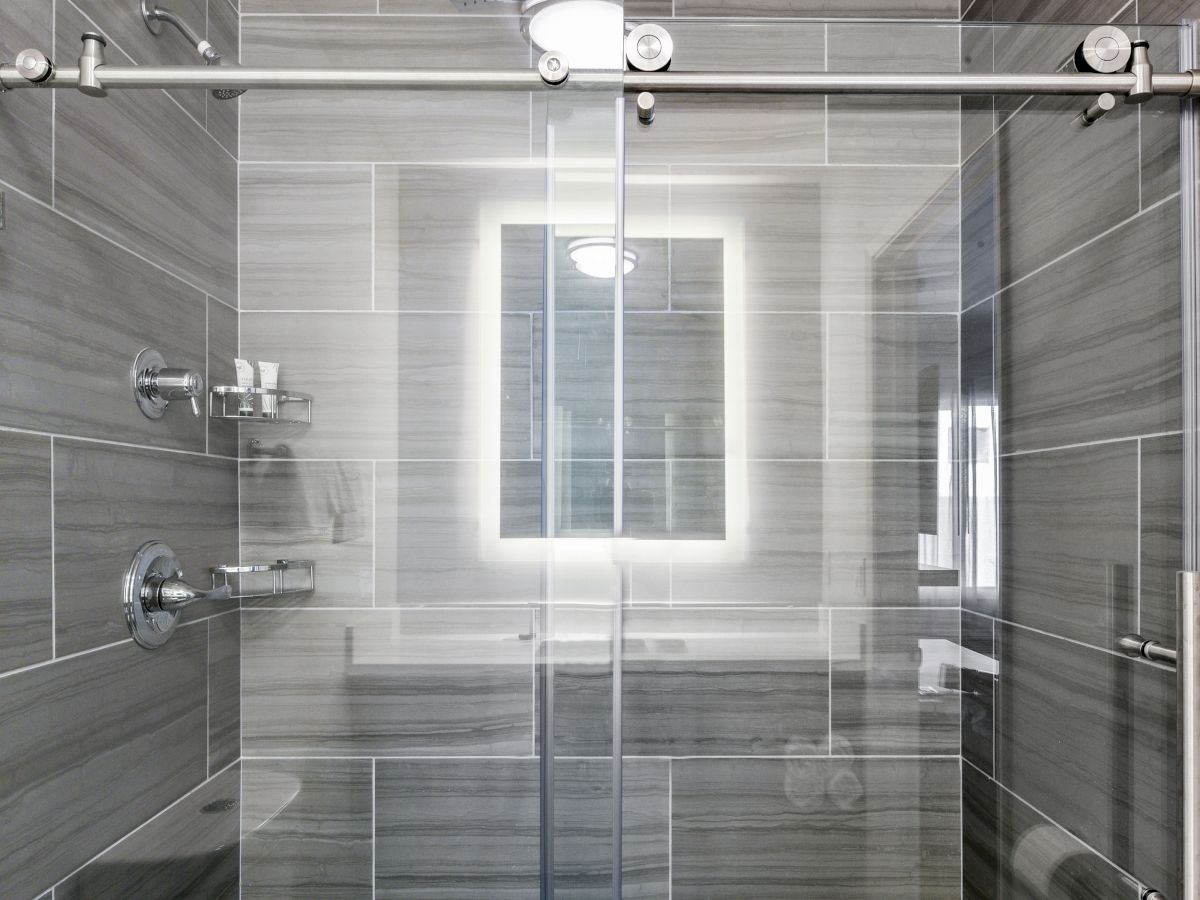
[209,386,313,424]
[209,559,316,601]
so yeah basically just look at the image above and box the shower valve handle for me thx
[131,348,205,419]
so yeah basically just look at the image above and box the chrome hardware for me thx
[123,540,232,649]
[1117,633,1178,665]
[142,1,218,62]
[538,51,568,86]
[1143,889,1168,900]
[636,91,655,124]
[1079,92,1116,126]
[209,385,313,423]
[1127,39,1153,103]
[209,559,316,601]
[625,23,672,72]
[14,49,53,83]
[1071,26,1133,74]
[78,32,107,97]
[131,348,205,419]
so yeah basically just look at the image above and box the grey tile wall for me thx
[0,0,240,894]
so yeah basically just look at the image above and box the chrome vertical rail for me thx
[1181,21,1200,900]
[611,95,626,900]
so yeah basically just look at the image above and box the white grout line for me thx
[1000,429,1183,459]
[0,424,239,463]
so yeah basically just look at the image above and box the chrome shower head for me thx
[141,0,245,99]
[207,55,246,100]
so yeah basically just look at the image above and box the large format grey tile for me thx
[208,612,240,772]
[669,461,937,607]
[961,612,996,775]
[623,459,726,541]
[374,758,668,900]
[241,461,374,607]
[375,460,542,606]
[967,0,1133,20]
[826,24,960,165]
[0,192,208,451]
[207,297,239,458]
[960,299,1000,619]
[624,312,724,460]
[241,758,373,900]
[241,608,534,755]
[54,440,238,655]
[240,165,373,310]
[55,4,237,302]
[827,314,958,460]
[1000,441,1138,648]
[0,432,52,674]
[672,757,960,899]
[963,762,1137,900]
[1141,434,1183,646]
[625,22,825,166]
[670,166,958,312]
[830,608,960,755]
[241,16,532,162]
[240,311,480,459]
[375,165,545,312]
[744,313,824,459]
[673,0,959,16]
[996,623,1177,891]
[57,765,240,900]
[0,0,53,200]
[206,0,240,156]
[998,199,1182,452]
[0,627,208,898]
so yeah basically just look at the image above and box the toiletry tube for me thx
[235,359,255,415]
[259,361,279,418]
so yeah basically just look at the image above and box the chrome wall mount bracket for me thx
[625,23,672,73]
[123,540,232,649]
[537,51,568,86]
[131,347,205,419]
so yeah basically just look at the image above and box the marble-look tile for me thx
[742,314,825,460]
[1001,442,1138,648]
[963,762,1137,900]
[206,0,240,156]
[241,461,374,607]
[670,461,937,607]
[672,757,961,899]
[827,314,958,460]
[376,165,546,312]
[70,0,209,123]
[962,91,1140,296]
[241,758,373,900]
[826,24,960,165]
[1139,0,1200,22]
[0,0,53,200]
[241,17,532,162]
[673,0,959,16]
[971,0,1133,20]
[1140,434,1183,646]
[961,142,1001,309]
[374,758,669,899]
[375,460,542,605]
[624,460,726,540]
[669,239,723,312]
[540,311,616,460]
[961,612,996,775]
[207,298,239,458]
[55,4,237,303]
[624,312,725,460]
[241,608,534,755]
[502,313,534,459]
[830,607,959,755]
[0,433,52,674]
[54,440,238,655]
[0,627,208,898]
[625,22,825,166]
[0,192,208,451]
[57,765,240,900]
[960,300,1000,619]
[240,311,480,459]
[996,623,1177,891]
[240,165,373,310]
[670,166,959,313]
[999,200,1182,453]
[960,25,997,163]
[243,0,372,10]
[208,612,240,772]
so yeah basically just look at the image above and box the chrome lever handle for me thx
[131,348,205,419]
[142,573,232,613]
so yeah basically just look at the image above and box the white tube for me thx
[258,361,279,418]
[234,359,255,415]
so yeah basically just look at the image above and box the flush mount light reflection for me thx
[521,0,623,69]
[567,237,638,279]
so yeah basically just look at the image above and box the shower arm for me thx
[141,1,221,64]
[4,32,1200,97]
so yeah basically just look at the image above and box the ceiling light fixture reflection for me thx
[521,0,624,69]
[567,237,638,279]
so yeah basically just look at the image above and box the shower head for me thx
[141,0,245,99]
